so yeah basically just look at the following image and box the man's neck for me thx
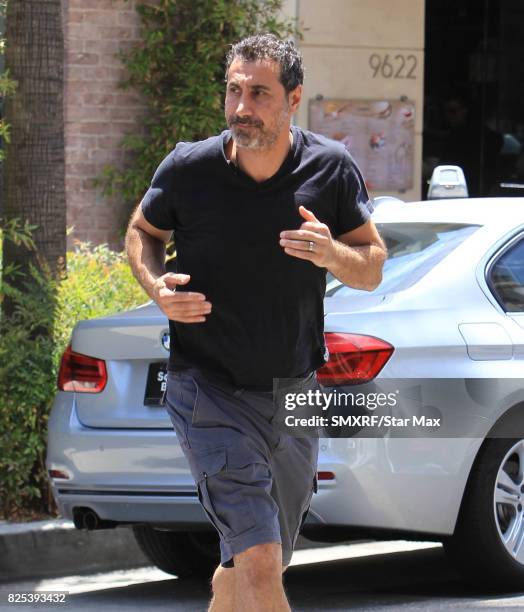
[226,129,293,183]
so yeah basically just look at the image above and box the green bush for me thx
[53,240,150,352]
[0,230,149,519]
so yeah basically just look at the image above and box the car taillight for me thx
[57,342,107,393]
[317,332,394,386]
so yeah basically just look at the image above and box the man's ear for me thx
[288,84,302,113]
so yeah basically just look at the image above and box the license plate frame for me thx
[144,361,168,406]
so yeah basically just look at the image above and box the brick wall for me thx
[64,0,149,252]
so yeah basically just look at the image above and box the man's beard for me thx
[226,106,289,150]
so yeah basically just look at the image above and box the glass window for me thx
[489,238,524,312]
[326,222,480,297]
[423,0,524,198]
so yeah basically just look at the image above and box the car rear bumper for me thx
[46,392,479,535]
[46,393,326,528]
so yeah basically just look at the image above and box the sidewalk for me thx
[0,518,149,582]
[0,518,342,583]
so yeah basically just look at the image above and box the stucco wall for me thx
[285,0,425,201]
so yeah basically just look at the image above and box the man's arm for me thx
[125,204,212,323]
[125,204,172,300]
[327,218,387,291]
[279,206,387,291]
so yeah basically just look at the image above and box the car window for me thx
[326,222,480,297]
[489,237,524,312]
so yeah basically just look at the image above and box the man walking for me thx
[126,33,386,612]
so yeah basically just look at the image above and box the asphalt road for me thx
[1,540,524,611]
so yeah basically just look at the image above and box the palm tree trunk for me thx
[2,0,66,321]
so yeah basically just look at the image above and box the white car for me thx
[47,197,524,589]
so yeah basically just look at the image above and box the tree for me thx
[0,0,66,518]
[1,0,66,321]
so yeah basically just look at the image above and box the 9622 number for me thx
[369,53,417,79]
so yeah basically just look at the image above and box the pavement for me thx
[0,517,341,583]
[0,518,150,582]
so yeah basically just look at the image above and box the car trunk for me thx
[72,295,389,429]
[72,303,173,429]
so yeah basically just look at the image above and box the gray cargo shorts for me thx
[165,367,319,568]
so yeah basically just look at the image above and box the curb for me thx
[0,519,149,583]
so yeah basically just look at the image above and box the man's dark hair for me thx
[225,33,304,93]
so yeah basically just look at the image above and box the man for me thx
[125,33,386,612]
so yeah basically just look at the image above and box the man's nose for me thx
[235,93,253,116]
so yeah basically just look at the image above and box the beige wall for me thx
[284,0,426,201]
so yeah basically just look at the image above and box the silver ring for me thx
[308,241,314,252]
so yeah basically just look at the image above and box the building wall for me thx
[64,0,147,252]
[284,0,425,201]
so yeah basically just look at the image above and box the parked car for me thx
[46,197,524,589]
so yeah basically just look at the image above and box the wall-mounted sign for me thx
[309,98,415,192]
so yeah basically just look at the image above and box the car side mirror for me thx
[427,165,469,199]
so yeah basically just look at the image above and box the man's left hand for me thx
[279,205,334,268]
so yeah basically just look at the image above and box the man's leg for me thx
[209,565,234,612]
[233,542,290,612]
[209,556,290,612]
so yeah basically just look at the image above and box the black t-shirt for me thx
[141,125,373,390]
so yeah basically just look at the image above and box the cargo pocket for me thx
[195,445,257,541]
[195,446,229,539]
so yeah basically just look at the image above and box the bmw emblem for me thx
[161,329,170,352]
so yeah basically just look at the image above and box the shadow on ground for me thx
[57,546,524,611]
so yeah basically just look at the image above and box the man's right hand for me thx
[152,273,212,323]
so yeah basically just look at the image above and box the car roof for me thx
[372,197,524,229]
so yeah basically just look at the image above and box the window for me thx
[489,238,524,312]
[326,222,480,297]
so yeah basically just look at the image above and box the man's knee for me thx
[234,542,283,584]
[211,563,234,594]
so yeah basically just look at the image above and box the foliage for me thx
[53,239,150,350]
[0,228,150,518]
[95,0,299,220]
[0,217,36,270]
[0,0,17,162]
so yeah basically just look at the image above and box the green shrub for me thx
[0,231,149,518]
[54,240,150,351]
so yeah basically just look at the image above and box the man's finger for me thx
[299,221,328,233]
[164,273,191,288]
[171,302,212,315]
[164,290,207,302]
[280,238,320,251]
[280,229,326,242]
[171,315,207,323]
[298,205,319,223]
[283,246,316,261]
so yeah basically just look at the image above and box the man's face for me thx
[225,58,299,150]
